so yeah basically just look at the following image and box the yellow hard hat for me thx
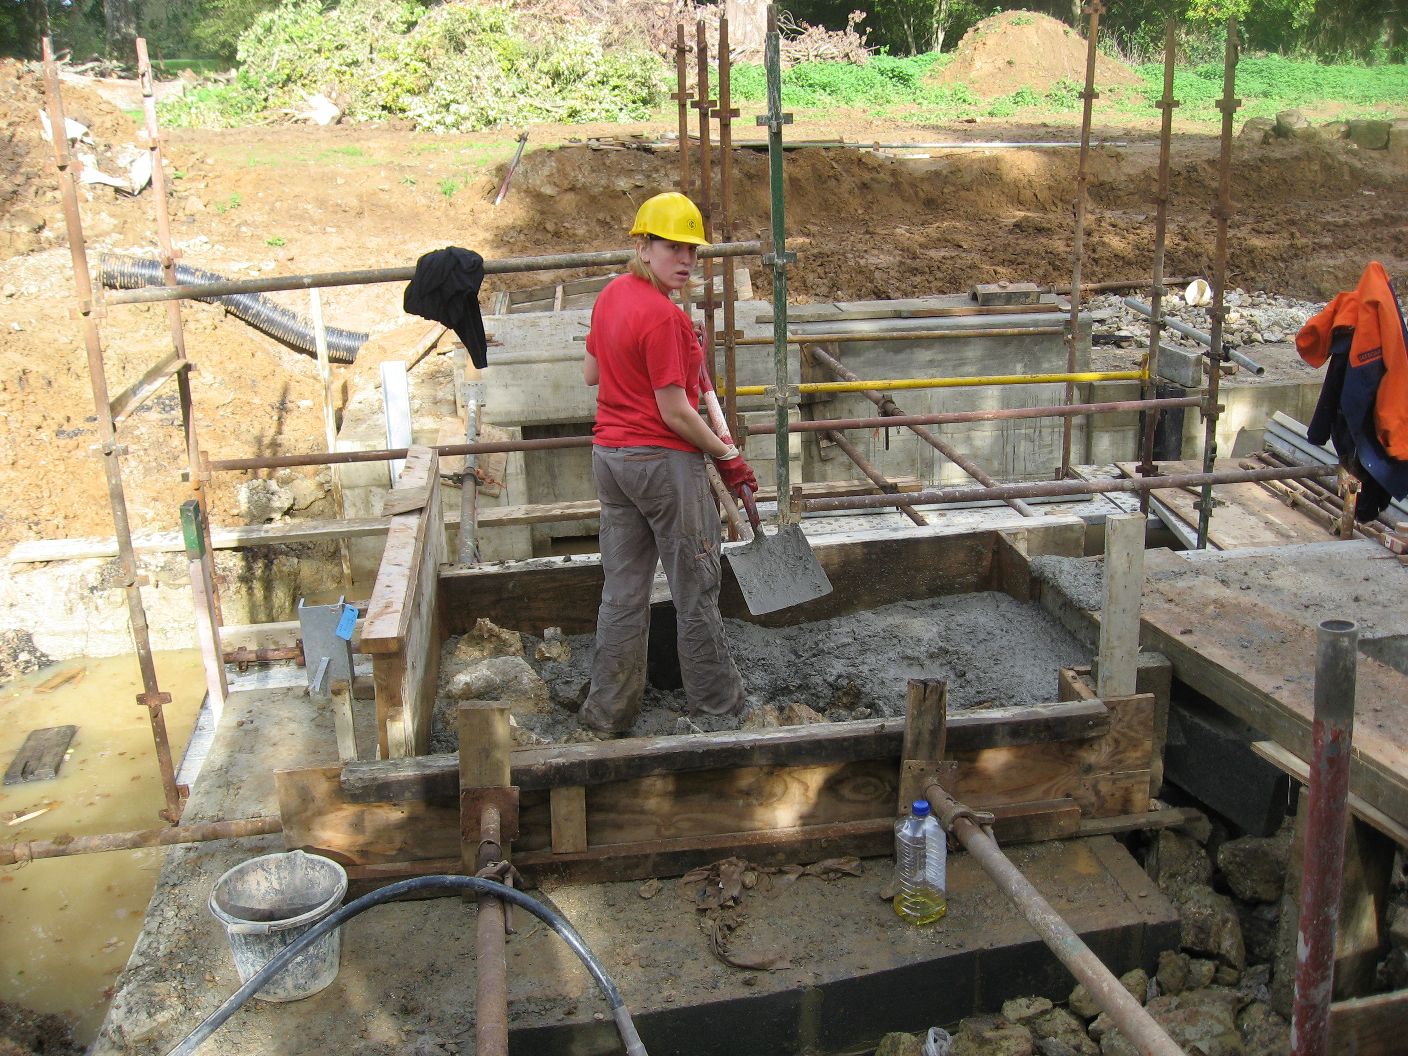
[629,192,710,246]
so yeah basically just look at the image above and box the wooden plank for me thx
[330,681,357,763]
[340,699,1113,802]
[986,797,1081,843]
[286,687,1147,874]
[437,522,1008,636]
[109,351,188,425]
[954,694,1153,817]
[1076,805,1209,839]
[342,800,1084,887]
[276,765,463,864]
[459,702,511,787]
[550,786,588,853]
[899,678,947,810]
[363,447,440,650]
[459,702,511,880]
[1252,741,1408,847]
[1330,988,1408,1056]
[4,726,77,785]
[586,759,898,846]
[1097,513,1144,698]
[1116,460,1328,550]
[1141,581,1408,829]
[364,447,446,757]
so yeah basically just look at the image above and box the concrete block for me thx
[1165,695,1289,837]
[1347,119,1392,150]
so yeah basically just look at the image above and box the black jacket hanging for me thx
[403,247,488,368]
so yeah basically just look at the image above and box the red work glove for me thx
[713,450,757,497]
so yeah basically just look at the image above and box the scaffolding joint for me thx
[762,250,797,267]
[756,113,793,130]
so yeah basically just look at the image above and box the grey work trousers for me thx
[581,445,744,733]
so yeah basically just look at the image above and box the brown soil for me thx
[932,11,1144,98]
[1,59,1406,555]
[0,1000,83,1056]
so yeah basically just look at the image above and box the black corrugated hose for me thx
[164,875,648,1056]
[96,254,369,363]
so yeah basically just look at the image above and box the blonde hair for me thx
[627,237,669,294]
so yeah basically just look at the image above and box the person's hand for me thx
[713,450,757,497]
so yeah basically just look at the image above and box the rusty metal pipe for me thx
[1138,17,1179,511]
[822,431,927,526]
[476,803,510,1056]
[204,396,1205,474]
[926,782,1185,1056]
[102,242,763,306]
[803,463,1337,513]
[674,23,691,197]
[718,15,740,439]
[1291,619,1359,1056]
[730,326,1066,346]
[806,343,1035,517]
[696,19,717,379]
[0,815,282,865]
[1062,0,1104,478]
[1196,19,1241,549]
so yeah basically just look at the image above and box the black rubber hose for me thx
[96,254,369,363]
[165,875,647,1056]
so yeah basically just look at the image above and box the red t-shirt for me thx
[587,274,703,451]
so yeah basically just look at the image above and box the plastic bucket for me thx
[209,849,348,1002]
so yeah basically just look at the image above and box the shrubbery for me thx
[159,0,668,131]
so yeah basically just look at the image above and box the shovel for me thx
[726,485,833,616]
[698,366,832,616]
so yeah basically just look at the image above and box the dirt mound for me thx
[0,60,141,254]
[931,11,1143,98]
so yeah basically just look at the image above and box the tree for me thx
[104,0,135,59]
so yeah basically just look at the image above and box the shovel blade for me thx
[724,524,832,616]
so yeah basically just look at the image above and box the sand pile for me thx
[930,11,1143,99]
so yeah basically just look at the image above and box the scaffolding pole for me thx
[1196,19,1241,549]
[1061,0,1103,479]
[42,38,184,823]
[802,463,1337,514]
[1137,17,1179,514]
[201,395,1205,474]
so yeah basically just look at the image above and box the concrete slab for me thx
[98,682,1178,1056]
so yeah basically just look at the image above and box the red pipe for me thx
[1291,619,1359,1056]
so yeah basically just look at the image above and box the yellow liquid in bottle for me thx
[893,886,948,926]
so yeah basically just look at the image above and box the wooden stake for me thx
[1098,513,1145,698]
[898,678,948,810]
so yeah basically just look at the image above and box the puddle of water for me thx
[0,650,206,1044]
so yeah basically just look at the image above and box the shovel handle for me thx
[738,485,763,532]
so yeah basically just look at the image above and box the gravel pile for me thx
[1087,287,1322,350]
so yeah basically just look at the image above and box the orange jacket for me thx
[1297,261,1408,460]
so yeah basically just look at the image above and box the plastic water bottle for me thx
[893,800,947,925]
[921,807,948,905]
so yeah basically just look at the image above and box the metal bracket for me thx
[761,250,797,267]
[755,113,793,130]
[136,690,173,713]
[460,786,521,843]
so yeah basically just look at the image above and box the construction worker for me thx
[578,191,755,737]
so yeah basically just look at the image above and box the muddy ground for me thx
[1,57,1406,559]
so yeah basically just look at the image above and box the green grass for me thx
[1127,54,1408,121]
[151,58,229,76]
[729,50,1407,128]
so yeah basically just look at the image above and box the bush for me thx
[159,0,668,131]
